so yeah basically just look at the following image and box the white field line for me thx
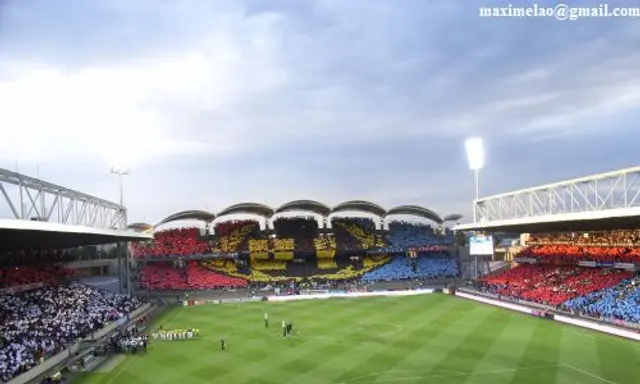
[572,331,640,351]
[341,369,465,383]
[563,364,618,384]
[105,355,138,384]
[108,306,186,381]
[339,364,559,383]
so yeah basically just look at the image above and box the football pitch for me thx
[75,294,639,384]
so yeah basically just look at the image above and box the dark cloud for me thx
[0,0,638,223]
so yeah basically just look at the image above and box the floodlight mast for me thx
[465,137,485,223]
[110,167,130,206]
[110,166,131,295]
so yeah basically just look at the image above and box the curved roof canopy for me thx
[443,214,463,222]
[275,200,332,216]
[156,210,216,226]
[127,222,154,232]
[331,200,387,217]
[217,202,274,218]
[385,205,443,224]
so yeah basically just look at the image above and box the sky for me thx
[1,0,639,226]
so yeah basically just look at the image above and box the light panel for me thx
[465,137,485,170]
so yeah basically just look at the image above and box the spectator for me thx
[0,284,141,382]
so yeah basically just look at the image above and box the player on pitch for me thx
[264,312,269,328]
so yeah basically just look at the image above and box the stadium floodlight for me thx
[110,166,131,206]
[465,137,485,223]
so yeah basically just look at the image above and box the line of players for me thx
[147,313,292,353]
[151,328,201,341]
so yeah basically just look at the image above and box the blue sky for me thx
[0,0,639,225]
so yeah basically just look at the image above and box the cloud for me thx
[0,0,639,222]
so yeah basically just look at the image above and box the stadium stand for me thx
[480,264,634,306]
[138,261,247,290]
[213,220,260,253]
[0,283,141,382]
[386,221,442,249]
[361,255,458,282]
[332,218,382,250]
[0,266,75,289]
[131,228,209,258]
[528,230,640,246]
[519,245,640,263]
[273,217,318,252]
[561,278,640,324]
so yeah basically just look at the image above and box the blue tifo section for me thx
[387,222,444,248]
[562,279,640,324]
[362,256,458,282]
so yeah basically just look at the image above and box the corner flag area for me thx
[75,295,637,384]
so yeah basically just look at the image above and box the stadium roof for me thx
[127,223,154,232]
[275,200,332,216]
[0,219,152,250]
[217,203,275,218]
[454,207,640,233]
[443,214,463,222]
[331,200,387,217]
[157,210,216,226]
[385,205,443,223]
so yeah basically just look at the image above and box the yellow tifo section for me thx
[249,239,268,252]
[317,259,337,270]
[204,254,391,283]
[314,235,336,251]
[272,238,295,251]
[201,260,247,279]
[317,255,390,280]
[334,222,384,249]
[251,260,286,270]
[213,225,254,253]
[274,252,294,260]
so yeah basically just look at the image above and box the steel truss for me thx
[474,166,640,223]
[0,168,127,230]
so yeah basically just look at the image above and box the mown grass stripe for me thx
[509,319,562,384]
[333,299,476,383]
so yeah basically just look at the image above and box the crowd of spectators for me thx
[138,261,247,291]
[0,266,74,289]
[314,234,336,251]
[562,278,640,324]
[132,228,210,258]
[0,283,141,382]
[248,239,269,253]
[528,230,640,246]
[518,245,640,264]
[480,265,634,307]
[386,222,445,250]
[213,220,260,253]
[273,217,318,252]
[332,218,383,250]
[361,255,458,282]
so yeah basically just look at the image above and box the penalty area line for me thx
[338,364,559,383]
[563,364,618,384]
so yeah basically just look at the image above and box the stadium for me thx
[1,163,639,384]
[2,2,640,384]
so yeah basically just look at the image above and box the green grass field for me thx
[75,294,639,384]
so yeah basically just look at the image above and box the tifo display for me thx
[132,218,459,291]
[478,235,640,326]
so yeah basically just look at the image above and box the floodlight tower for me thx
[110,166,131,207]
[465,137,485,223]
[110,165,131,295]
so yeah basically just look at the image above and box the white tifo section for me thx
[268,289,435,302]
[454,292,640,341]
